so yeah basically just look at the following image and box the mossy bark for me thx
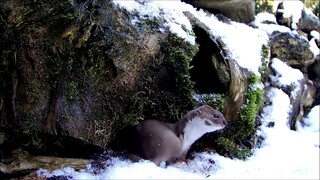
[184,12,267,160]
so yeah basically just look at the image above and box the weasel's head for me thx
[185,105,227,133]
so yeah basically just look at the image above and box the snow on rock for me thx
[277,1,304,30]
[255,12,277,24]
[256,22,291,36]
[113,0,268,75]
[254,12,291,35]
[270,58,304,86]
[270,58,304,97]
[113,0,196,45]
[190,10,269,75]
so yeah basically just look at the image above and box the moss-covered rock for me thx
[270,32,314,68]
[0,0,200,156]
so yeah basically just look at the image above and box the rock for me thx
[0,149,89,178]
[307,58,320,84]
[270,31,314,68]
[276,1,320,33]
[299,8,320,33]
[307,59,320,106]
[182,0,255,23]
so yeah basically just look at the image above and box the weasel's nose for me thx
[222,119,227,126]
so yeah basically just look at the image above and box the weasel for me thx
[125,105,227,165]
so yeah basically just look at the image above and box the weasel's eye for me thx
[213,114,219,118]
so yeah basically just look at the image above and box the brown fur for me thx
[125,105,227,165]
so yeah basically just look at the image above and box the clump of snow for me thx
[113,0,268,75]
[254,12,291,35]
[297,105,320,132]
[260,88,292,128]
[310,30,320,41]
[309,38,320,57]
[277,1,304,29]
[270,58,304,86]
[113,0,196,45]
[270,58,304,97]
[309,30,320,57]
[255,12,277,24]
[257,23,291,36]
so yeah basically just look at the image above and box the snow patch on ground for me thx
[297,105,320,133]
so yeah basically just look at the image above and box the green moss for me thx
[181,24,195,37]
[217,137,252,160]
[238,74,264,138]
[56,0,79,25]
[141,16,160,28]
[259,44,270,79]
[163,34,198,101]
[61,12,78,20]
[65,80,79,103]
[20,114,44,149]
[255,0,274,14]
[60,0,74,8]
[117,34,199,127]
[212,74,264,159]
[226,74,264,141]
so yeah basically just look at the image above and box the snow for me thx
[37,1,319,179]
[255,12,277,24]
[310,38,320,57]
[254,12,291,35]
[309,31,320,57]
[260,88,292,129]
[113,0,268,75]
[113,0,196,45]
[277,1,304,29]
[270,58,304,86]
[270,58,304,97]
[310,30,320,41]
[297,105,320,133]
